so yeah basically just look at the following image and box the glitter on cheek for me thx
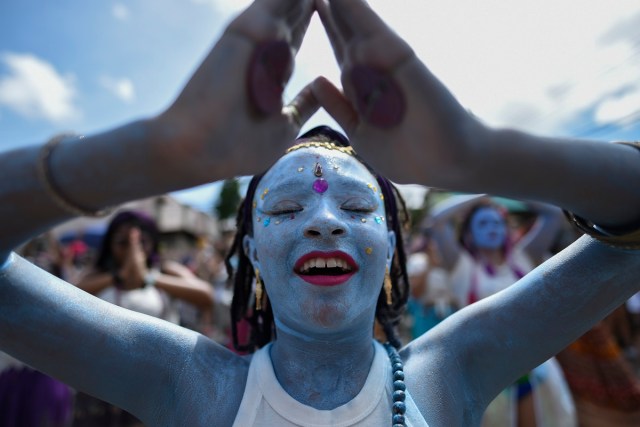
[312,178,329,193]
[361,218,367,223]
[375,216,383,224]
[263,218,271,227]
[365,247,373,255]
[297,167,304,173]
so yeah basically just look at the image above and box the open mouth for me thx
[294,251,358,286]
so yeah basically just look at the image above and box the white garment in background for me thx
[449,248,534,308]
[97,284,179,324]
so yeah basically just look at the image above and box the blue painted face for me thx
[244,148,395,337]
[469,206,507,250]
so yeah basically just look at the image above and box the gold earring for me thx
[255,268,263,311]
[384,266,392,306]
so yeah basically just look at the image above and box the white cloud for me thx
[0,52,79,122]
[99,75,135,102]
[112,3,131,21]
[594,88,640,126]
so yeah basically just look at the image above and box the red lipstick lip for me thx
[294,251,359,287]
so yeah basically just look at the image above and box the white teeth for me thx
[299,257,353,273]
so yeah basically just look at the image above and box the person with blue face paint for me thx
[426,195,563,308]
[425,195,570,427]
[1,1,640,426]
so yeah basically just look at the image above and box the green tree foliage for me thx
[215,179,241,220]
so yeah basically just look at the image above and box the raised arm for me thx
[0,0,320,263]
[314,0,640,229]
[403,237,640,424]
[512,201,564,265]
[0,0,317,422]
[315,0,640,422]
[425,194,488,271]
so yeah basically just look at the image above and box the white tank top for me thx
[232,340,429,427]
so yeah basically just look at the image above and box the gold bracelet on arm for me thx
[564,141,640,250]
[37,134,113,218]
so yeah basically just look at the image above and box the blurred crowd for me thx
[2,191,640,427]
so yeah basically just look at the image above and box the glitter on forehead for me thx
[367,183,378,193]
[313,162,323,177]
[312,178,329,193]
[297,167,304,173]
[260,188,269,200]
[365,247,373,255]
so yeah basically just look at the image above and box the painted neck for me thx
[269,319,377,410]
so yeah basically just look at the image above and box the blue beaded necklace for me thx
[383,342,407,427]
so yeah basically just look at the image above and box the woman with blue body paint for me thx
[1,1,640,426]
[426,195,572,427]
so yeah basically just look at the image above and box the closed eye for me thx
[341,197,376,213]
[265,201,303,216]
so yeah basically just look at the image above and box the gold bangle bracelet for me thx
[37,134,113,217]
[563,141,640,250]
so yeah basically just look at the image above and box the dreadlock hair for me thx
[225,126,411,352]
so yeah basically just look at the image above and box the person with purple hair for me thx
[0,1,640,426]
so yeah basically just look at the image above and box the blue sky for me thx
[2,1,639,212]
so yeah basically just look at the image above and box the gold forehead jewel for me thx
[285,141,356,156]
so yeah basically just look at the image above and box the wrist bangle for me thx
[563,141,640,250]
[37,134,113,217]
